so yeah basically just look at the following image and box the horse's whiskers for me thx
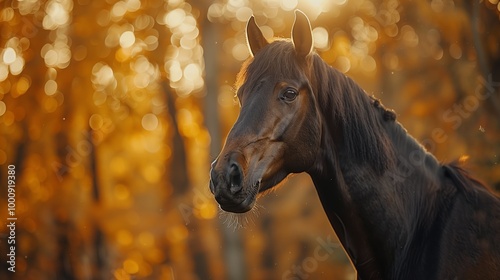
[219,201,264,230]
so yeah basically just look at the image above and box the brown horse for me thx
[209,10,500,279]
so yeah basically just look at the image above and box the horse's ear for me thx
[292,10,313,57]
[246,16,268,57]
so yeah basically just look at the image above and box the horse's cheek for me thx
[285,114,320,172]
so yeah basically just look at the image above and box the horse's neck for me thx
[309,93,446,278]
[340,120,444,240]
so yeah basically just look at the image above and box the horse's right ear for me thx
[246,16,268,57]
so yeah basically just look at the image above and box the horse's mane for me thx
[443,162,500,201]
[236,40,395,174]
[308,52,395,174]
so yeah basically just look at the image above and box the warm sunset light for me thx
[1,0,499,279]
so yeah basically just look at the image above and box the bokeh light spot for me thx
[111,1,127,18]
[10,57,25,75]
[126,0,141,12]
[92,63,116,89]
[183,63,201,80]
[207,3,224,21]
[1,8,14,21]
[16,76,31,96]
[123,259,139,275]
[0,64,8,81]
[401,25,418,47]
[141,113,158,131]
[120,31,136,48]
[44,79,58,96]
[313,27,329,50]
[280,0,298,11]
[361,55,376,72]
[89,114,104,130]
[336,56,351,73]
[0,101,6,116]
[199,203,217,219]
[235,7,252,22]
[44,49,59,66]
[165,9,185,28]
[232,43,249,61]
[2,110,14,126]
[113,269,129,280]
[168,61,182,82]
[73,45,87,61]
[3,48,16,65]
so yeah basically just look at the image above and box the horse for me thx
[209,10,500,279]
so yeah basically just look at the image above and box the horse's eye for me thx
[280,88,298,102]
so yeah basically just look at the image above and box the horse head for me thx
[209,11,322,213]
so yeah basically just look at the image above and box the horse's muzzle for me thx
[209,154,255,213]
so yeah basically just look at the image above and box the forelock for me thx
[235,40,305,91]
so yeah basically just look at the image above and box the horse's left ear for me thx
[247,16,268,57]
[292,10,313,57]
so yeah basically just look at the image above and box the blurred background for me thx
[0,0,499,279]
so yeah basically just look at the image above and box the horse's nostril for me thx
[229,163,243,194]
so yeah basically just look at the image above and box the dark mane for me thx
[308,53,396,174]
[443,162,500,201]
